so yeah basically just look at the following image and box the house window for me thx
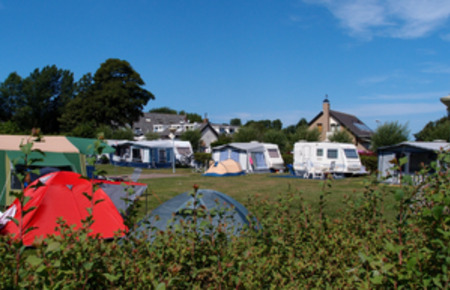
[317,123,323,133]
[331,124,340,132]
[153,125,162,132]
[316,149,323,157]
[327,149,338,159]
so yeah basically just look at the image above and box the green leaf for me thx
[82,192,93,201]
[24,226,38,234]
[20,142,33,155]
[46,241,61,253]
[394,190,404,201]
[406,257,417,270]
[94,199,105,205]
[103,273,120,282]
[23,206,37,215]
[8,216,19,227]
[370,274,383,285]
[433,277,443,288]
[155,283,166,290]
[432,205,444,220]
[83,262,93,270]
[26,255,43,267]
[399,156,408,167]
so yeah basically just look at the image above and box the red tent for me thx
[0,171,127,246]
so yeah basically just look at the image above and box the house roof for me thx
[198,122,219,138]
[378,141,450,153]
[309,110,373,139]
[132,113,187,130]
[213,142,265,152]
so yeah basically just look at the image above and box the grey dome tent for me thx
[132,189,259,241]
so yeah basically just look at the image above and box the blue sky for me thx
[1,0,449,137]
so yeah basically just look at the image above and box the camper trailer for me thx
[261,143,285,171]
[293,142,362,178]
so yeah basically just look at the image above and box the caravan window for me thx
[176,147,192,156]
[316,149,323,157]
[327,149,338,159]
[268,149,279,158]
[344,149,358,159]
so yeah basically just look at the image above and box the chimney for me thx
[322,95,330,140]
[203,113,209,124]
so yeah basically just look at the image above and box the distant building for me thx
[132,113,239,152]
[308,96,373,152]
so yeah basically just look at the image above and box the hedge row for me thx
[0,153,448,289]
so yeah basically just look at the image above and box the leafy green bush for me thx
[360,154,377,173]
[193,152,212,167]
[282,153,293,169]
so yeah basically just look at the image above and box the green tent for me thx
[66,137,115,155]
[0,135,87,207]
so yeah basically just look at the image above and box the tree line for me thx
[1,58,448,148]
[0,58,154,138]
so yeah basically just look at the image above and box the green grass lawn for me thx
[96,164,397,220]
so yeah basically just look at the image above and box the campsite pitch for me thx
[97,165,396,221]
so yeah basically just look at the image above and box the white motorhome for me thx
[293,142,363,178]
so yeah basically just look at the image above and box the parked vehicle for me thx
[293,141,363,178]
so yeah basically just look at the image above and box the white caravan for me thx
[293,142,362,178]
[260,143,285,171]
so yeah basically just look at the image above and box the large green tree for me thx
[0,72,22,122]
[230,118,242,126]
[294,125,320,142]
[414,117,450,142]
[181,129,202,152]
[181,111,202,123]
[328,130,353,143]
[150,107,177,114]
[61,59,154,134]
[371,121,409,151]
[12,66,75,133]
[263,129,288,153]
[232,126,260,142]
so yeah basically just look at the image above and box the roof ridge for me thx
[330,110,357,118]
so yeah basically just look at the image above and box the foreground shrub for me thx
[0,152,448,288]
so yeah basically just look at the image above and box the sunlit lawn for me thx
[96,164,397,220]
